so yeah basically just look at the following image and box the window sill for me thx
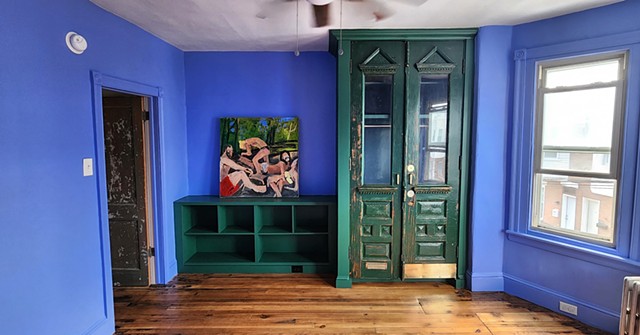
[505,230,640,273]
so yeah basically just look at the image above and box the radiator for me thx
[620,276,640,335]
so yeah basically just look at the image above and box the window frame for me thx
[529,52,627,247]
[507,31,640,266]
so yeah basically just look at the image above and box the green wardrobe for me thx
[331,30,476,288]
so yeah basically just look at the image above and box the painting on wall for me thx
[219,117,299,198]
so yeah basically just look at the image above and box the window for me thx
[530,53,626,246]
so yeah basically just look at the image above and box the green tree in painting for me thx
[220,117,299,156]
[273,118,298,153]
[220,118,239,154]
[237,118,265,141]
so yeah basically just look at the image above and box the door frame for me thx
[91,71,166,293]
[330,29,477,289]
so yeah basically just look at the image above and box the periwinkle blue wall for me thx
[511,0,640,51]
[504,1,640,333]
[184,52,336,195]
[0,1,187,334]
[469,26,512,291]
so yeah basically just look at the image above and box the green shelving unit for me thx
[174,196,336,274]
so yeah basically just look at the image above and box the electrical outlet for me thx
[559,301,578,315]
[83,158,93,176]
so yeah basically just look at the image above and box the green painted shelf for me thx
[175,196,336,274]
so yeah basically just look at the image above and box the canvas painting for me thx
[219,117,299,198]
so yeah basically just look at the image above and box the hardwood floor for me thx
[114,274,611,334]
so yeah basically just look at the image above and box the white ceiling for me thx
[90,0,622,52]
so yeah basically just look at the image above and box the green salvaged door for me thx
[349,41,405,280]
[350,39,466,281]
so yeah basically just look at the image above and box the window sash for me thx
[533,53,626,180]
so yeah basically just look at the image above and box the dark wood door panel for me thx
[104,95,149,286]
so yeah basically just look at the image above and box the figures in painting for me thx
[219,145,267,197]
[219,117,299,198]
[239,137,270,174]
[267,155,298,197]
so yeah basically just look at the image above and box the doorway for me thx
[349,39,468,281]
[102,89,155,286]
[561,194,577,230]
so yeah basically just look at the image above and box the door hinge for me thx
[462,59,465,75]
[349,58,353,74]
[149,246,155,257]
[143,111,150,121]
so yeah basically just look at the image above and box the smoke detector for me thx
[65,32,88,54]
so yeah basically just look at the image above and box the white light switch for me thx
[83,158,93,176]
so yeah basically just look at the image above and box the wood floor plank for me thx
[114,274,612,335]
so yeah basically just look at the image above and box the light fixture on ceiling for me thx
[307,0,333,5]
[65,31,88,54]
[261,0,428,28]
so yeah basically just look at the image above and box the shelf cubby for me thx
[218,205,254,233]
[256,205,292,234]
[181,205,218,234]
[294,205,329,233]
[258,235,329,264]
[186,235,255,264]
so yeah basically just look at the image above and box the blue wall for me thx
[3,0,639,334]
[503,1,640,333]
[0,0,187,334]
[468,26,512,291]
[184,52,336,196]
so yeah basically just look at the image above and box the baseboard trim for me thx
[467,271,504,291]
[335,275,352,288]
[504,274,619,333]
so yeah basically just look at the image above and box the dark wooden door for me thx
[103,95,149,286]
[350,40,466,280]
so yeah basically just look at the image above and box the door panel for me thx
[103,95,149,286]
[350,39,466,281]
[402,41,465,278]
[350,41,405,279]
[357,191,397,279]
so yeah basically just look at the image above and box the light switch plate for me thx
[83,158,93,176]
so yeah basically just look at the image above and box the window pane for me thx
[363,75,392,184]
[418,74,448,184]
[545,58,619,88]
[532,173,616,244]
[541,87,615,173]
[364,75,392,126]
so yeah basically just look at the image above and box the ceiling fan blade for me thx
[312,3,331,27]
[256,0,284,20]
[389,0,428,6]
[369,0,395,21]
